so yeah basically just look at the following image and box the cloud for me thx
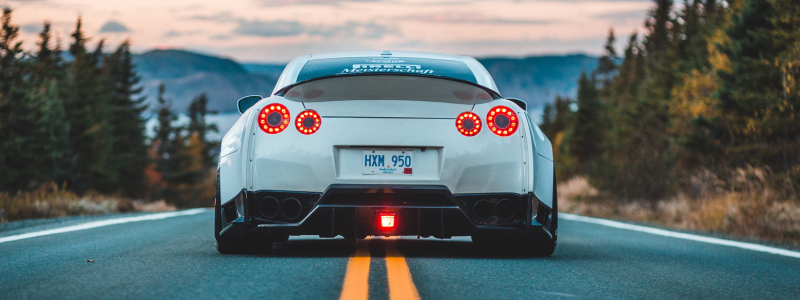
[164,30,203,37]
[233,20,306,38]
[99,20,130,33]
[387,37,607,56]
[399,12,553,25]
[21,23,43,34]
[254,0,382,6]
[189,12,238,23]
[593,10,648,20]
[210,34,233,41]
[232,19,397,39]
[308,21,397,39]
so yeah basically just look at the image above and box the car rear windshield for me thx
[296,57,478,83]
[278,75,499,104]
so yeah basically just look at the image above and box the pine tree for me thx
[152,83,188,204]
[23,21,72,188]
[668,0,730,170]
[153,83,175,161]
[63,18,113,193]
[0,8,22,96]
[596,29,618,89]
[187,93,219,169]
[0,8,31,190]
[540,95,573,139]
[103,40,149,197]
[568,71,603,174]
[716,0,800,184]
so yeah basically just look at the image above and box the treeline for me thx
[0,8,218,207]
[541,0,799,201]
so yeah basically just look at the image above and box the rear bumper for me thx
[218,184,553,240]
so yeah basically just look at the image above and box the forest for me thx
[542,0,799,242]
[0,8,218,221]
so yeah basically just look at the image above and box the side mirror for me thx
[237,95,262,114]
[505,97,527,111]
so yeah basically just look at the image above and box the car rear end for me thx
[216,52,556,254]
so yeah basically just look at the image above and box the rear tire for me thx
[528,239,556,257]
[214,169,273,255]
[271,233,290,243]
[509,169,559,257]
[528,170,559,257]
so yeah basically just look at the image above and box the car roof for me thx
[271,50,499,95]
[309,50,462,61]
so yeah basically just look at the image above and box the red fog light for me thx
[380,214,396,228]
[258,103,290,134]
[456,112,481,136]
[295,109,321,135]
[487,106,519,137]
[376,212,397,236]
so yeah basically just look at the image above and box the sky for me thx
[5,0,653,63]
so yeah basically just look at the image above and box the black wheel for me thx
[550,169,558,241]
[471,232,501,245]
[471,235,492,245]
[271,233,290,243]
[527,239,557,257]
[502,237,556,256]
[507,170,559,257]
[214,169,273,255]
[528,170,559,257]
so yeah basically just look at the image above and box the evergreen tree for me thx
[63,18,113,193]
[0,8,33,190]
[153,83,175,161]
[187,93,219,169]
[152,83,190,204]
[540,95,573,140]
[596,29,618,89]
[716,0,800,184]
[0,8,22,97]
[568,71,603,174]
[103,40,149,197]
[23,21,72,188]
[541,95,575,179]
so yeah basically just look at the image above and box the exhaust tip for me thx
[495,199,516,222]
[281,198,303,220]
[472,200,493,221]
[257,196,281,219]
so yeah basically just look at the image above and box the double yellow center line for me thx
[339,237,421,300]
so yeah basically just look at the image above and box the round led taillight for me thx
[295,110,321,135]
[258,103,290,134]
[456,112,481,136]
[487,106,519,137]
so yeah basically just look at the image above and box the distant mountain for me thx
[478,55,598,108]
[132,50,282,113]
[132,50,598,113]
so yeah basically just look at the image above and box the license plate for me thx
[362,150,413,175]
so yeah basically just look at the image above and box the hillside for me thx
[133,50,597,113]
[132,50,282,113]
[478,55,598,107]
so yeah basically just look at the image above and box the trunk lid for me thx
[303,100,472,118]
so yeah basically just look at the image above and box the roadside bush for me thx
[559,169,800,245]
[0,182,175,223]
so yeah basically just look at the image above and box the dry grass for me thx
[560,168,800,245]
[0,182,176,223]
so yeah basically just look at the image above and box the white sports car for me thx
[214,50,557,255]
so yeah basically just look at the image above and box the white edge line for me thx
[560,213,800,259]
[0,208,210,244]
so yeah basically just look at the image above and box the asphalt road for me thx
[1,211,799,299]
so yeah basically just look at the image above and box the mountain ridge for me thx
[132,49,598,113]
